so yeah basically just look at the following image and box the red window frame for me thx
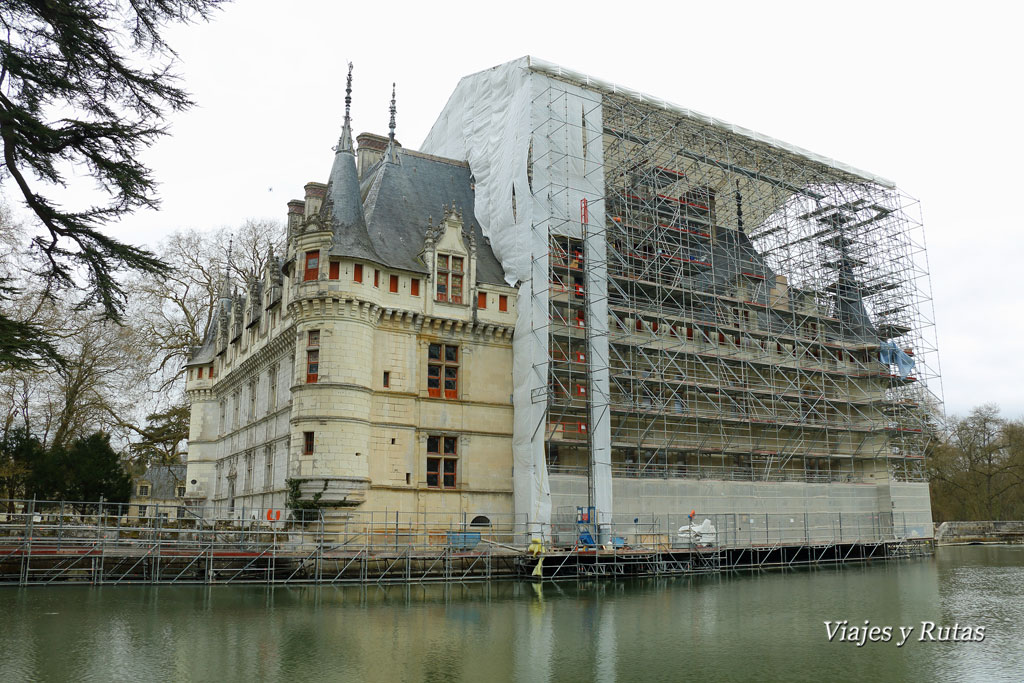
[411,278,420,296]
[427,343,458,399]
[436,255,449,301]
[196,367,203,379]
[389,274,399,293]
[329,261,340,279]
[353,264,363,283]
[426,435,458,489]
[306,350,319,383]
[306,329,319,384]
[499,295,508,312]
[477,292,487,309]
[450,257,463,303]
[303,251,319,282]
[373,270,380,288]
[303,432,314,455]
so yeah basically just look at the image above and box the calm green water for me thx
[2,546,1023,682]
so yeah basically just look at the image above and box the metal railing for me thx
[0,498,932,585]
[545,463,874,483]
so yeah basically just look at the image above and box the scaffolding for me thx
[535,75,939,490]
[0,499,931,585]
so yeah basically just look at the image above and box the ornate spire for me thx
[338,62,355,154]
[323,62,383,267]
[386,82,400,163]
[388,82,396,143]
[221,236,234,300]
[345,62,353,121]
[735,179,743,231]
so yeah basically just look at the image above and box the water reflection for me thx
[2,547,1022,682]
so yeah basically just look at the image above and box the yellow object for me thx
[531,557,544,577]
[527,537,544,556]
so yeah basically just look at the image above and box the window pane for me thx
[427,436,439,454]
[308,330,319,346]
[429,344,441,360]
[452,257,463,272]
[443,437,457,454]
[427,457,439,487]
[443,458,456,473]
[451,274,463,302]
[444,345,458,363]
[437,255,448,270]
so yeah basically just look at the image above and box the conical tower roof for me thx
[322,64,385,266]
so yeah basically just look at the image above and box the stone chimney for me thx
[304,182,328,217]
[287,199,304,232]
[356,133,395,179]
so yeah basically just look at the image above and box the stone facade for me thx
[184,132,517,520]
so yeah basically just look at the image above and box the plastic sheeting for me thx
[526,57,895,189]
[423,58,612,537]
[880,341,915,379]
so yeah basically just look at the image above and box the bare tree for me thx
[929,404,1024,521]
[126,219,285,395]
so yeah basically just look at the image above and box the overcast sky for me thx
[11,1,1024,419]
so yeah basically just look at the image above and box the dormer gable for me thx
[420,205,479,306]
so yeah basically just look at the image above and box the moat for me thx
[3,545,1022,682]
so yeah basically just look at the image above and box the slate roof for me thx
[321,127,385,266]
[354,147,508,286]
[135,464,186,500]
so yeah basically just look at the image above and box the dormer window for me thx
[436,255,463,303]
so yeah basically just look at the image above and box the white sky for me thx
[12,0,1024,419]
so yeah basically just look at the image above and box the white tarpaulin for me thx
[423,58,612,537]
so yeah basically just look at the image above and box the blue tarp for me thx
[879,341,915,379]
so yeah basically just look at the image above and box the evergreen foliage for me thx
[0,0,225,364]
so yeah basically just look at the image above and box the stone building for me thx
[130,464,187,520]
[185,59,938,539]
[183,79,517,519]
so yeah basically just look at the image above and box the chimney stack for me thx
[287,200,304,232]
[303,182,328,217]
[356,133,394,180]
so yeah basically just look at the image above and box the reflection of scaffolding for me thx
[538,78,939,486]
